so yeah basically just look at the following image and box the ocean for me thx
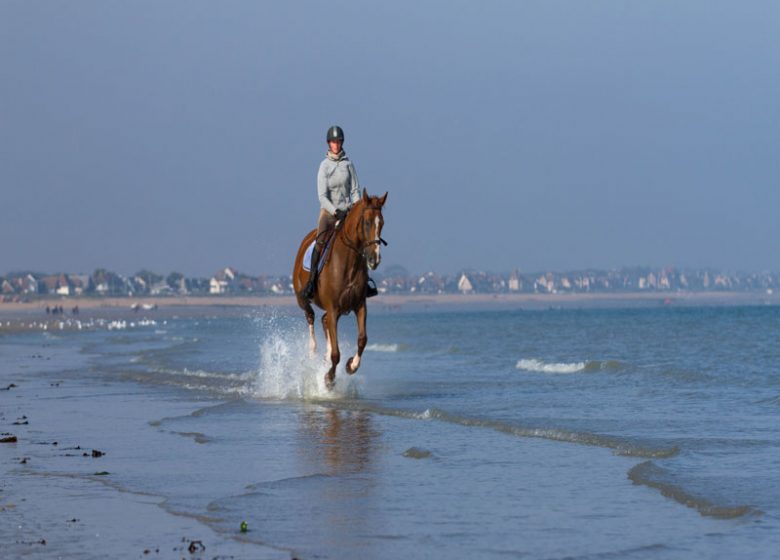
[2,304,780,559]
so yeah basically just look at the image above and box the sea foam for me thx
[365,343,400,353]
[516,358,587,374]
[515,358,624,374]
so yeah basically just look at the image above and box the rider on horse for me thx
[302,125,378,300]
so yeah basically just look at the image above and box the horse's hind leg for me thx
[346,304,367,375]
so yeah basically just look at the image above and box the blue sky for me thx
[2,1,778,276]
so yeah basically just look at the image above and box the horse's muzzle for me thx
[365,238,386,270]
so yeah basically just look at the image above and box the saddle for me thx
[302,228,336,272]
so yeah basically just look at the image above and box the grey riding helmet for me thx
[326,125,344,143]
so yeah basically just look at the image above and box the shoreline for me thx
[0,339,285,559]
[0,291,778,316]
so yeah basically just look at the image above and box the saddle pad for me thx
[302,237,332,273]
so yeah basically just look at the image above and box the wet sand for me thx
[0,340,287,559]
[1,290,777,317]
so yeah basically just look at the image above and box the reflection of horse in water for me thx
[292,190,388,388]
[299,407,377,474]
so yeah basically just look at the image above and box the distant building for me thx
[19,274,39,294]
[209,277,227,294]
[508,270,521,292]
[69,274,91,295]
[458,273,474,294]
[209,267,239,294]
[55,274,71,296]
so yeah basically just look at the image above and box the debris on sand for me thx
[91,449,105,458]
[1,383,17,391]
[187,540,206,553]
[93,471,110,476]
[16,539,47,546]
[1,435,18,443]
[402,447,432,459]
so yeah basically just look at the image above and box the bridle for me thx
[340,204,388,259]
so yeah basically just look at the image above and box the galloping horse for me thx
[293,189,388,388]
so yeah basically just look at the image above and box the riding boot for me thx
[366,277,379,298]
[302,244,322,300]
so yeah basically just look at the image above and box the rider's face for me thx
[328,140,342,154]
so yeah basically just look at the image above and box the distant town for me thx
[0,266,777,303]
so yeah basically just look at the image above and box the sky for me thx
[2,1,778,277]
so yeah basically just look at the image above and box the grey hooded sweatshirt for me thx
[317,151,360,215]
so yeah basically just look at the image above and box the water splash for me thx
[248,319,360,401]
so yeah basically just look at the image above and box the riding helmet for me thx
[326,125,344,143]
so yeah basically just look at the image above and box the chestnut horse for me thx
[293,189,388,388]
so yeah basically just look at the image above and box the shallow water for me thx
[3,305,780,558]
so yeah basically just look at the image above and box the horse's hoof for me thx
[324,374,335,390]
[346,357,355,374]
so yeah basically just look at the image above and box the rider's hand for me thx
[334,209,347,222]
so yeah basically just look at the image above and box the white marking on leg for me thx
[325,330,332,363]
[350,354,361,372]
[308,324,317,355]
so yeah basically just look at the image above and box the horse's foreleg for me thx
[324,311,340,389]
[305,305,316,355]
[308,323,317,356]
[321,313,331,363]
[346,304,367,375]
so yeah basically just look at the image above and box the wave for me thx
[329,403,677,459]
[628,461,759,518]
[1,318,161,333]
[516,358,624,374]
[516,359,585,373]
[153,367,249,381]
[119,368,251,397]
[365,343,401,353]
[756,394,780,406]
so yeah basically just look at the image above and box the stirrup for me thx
[366,278,379,298]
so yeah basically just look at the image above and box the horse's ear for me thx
[362,188,369,203]
[379,191,388,206]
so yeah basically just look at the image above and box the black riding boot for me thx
[301,244,322,300]
[366,277,379,298]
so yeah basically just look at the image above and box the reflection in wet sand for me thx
[299,406,379,475]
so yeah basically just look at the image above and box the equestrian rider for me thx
[301,125,360,300]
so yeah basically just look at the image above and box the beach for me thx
[3,302,780,559]
[2,290,779,316]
